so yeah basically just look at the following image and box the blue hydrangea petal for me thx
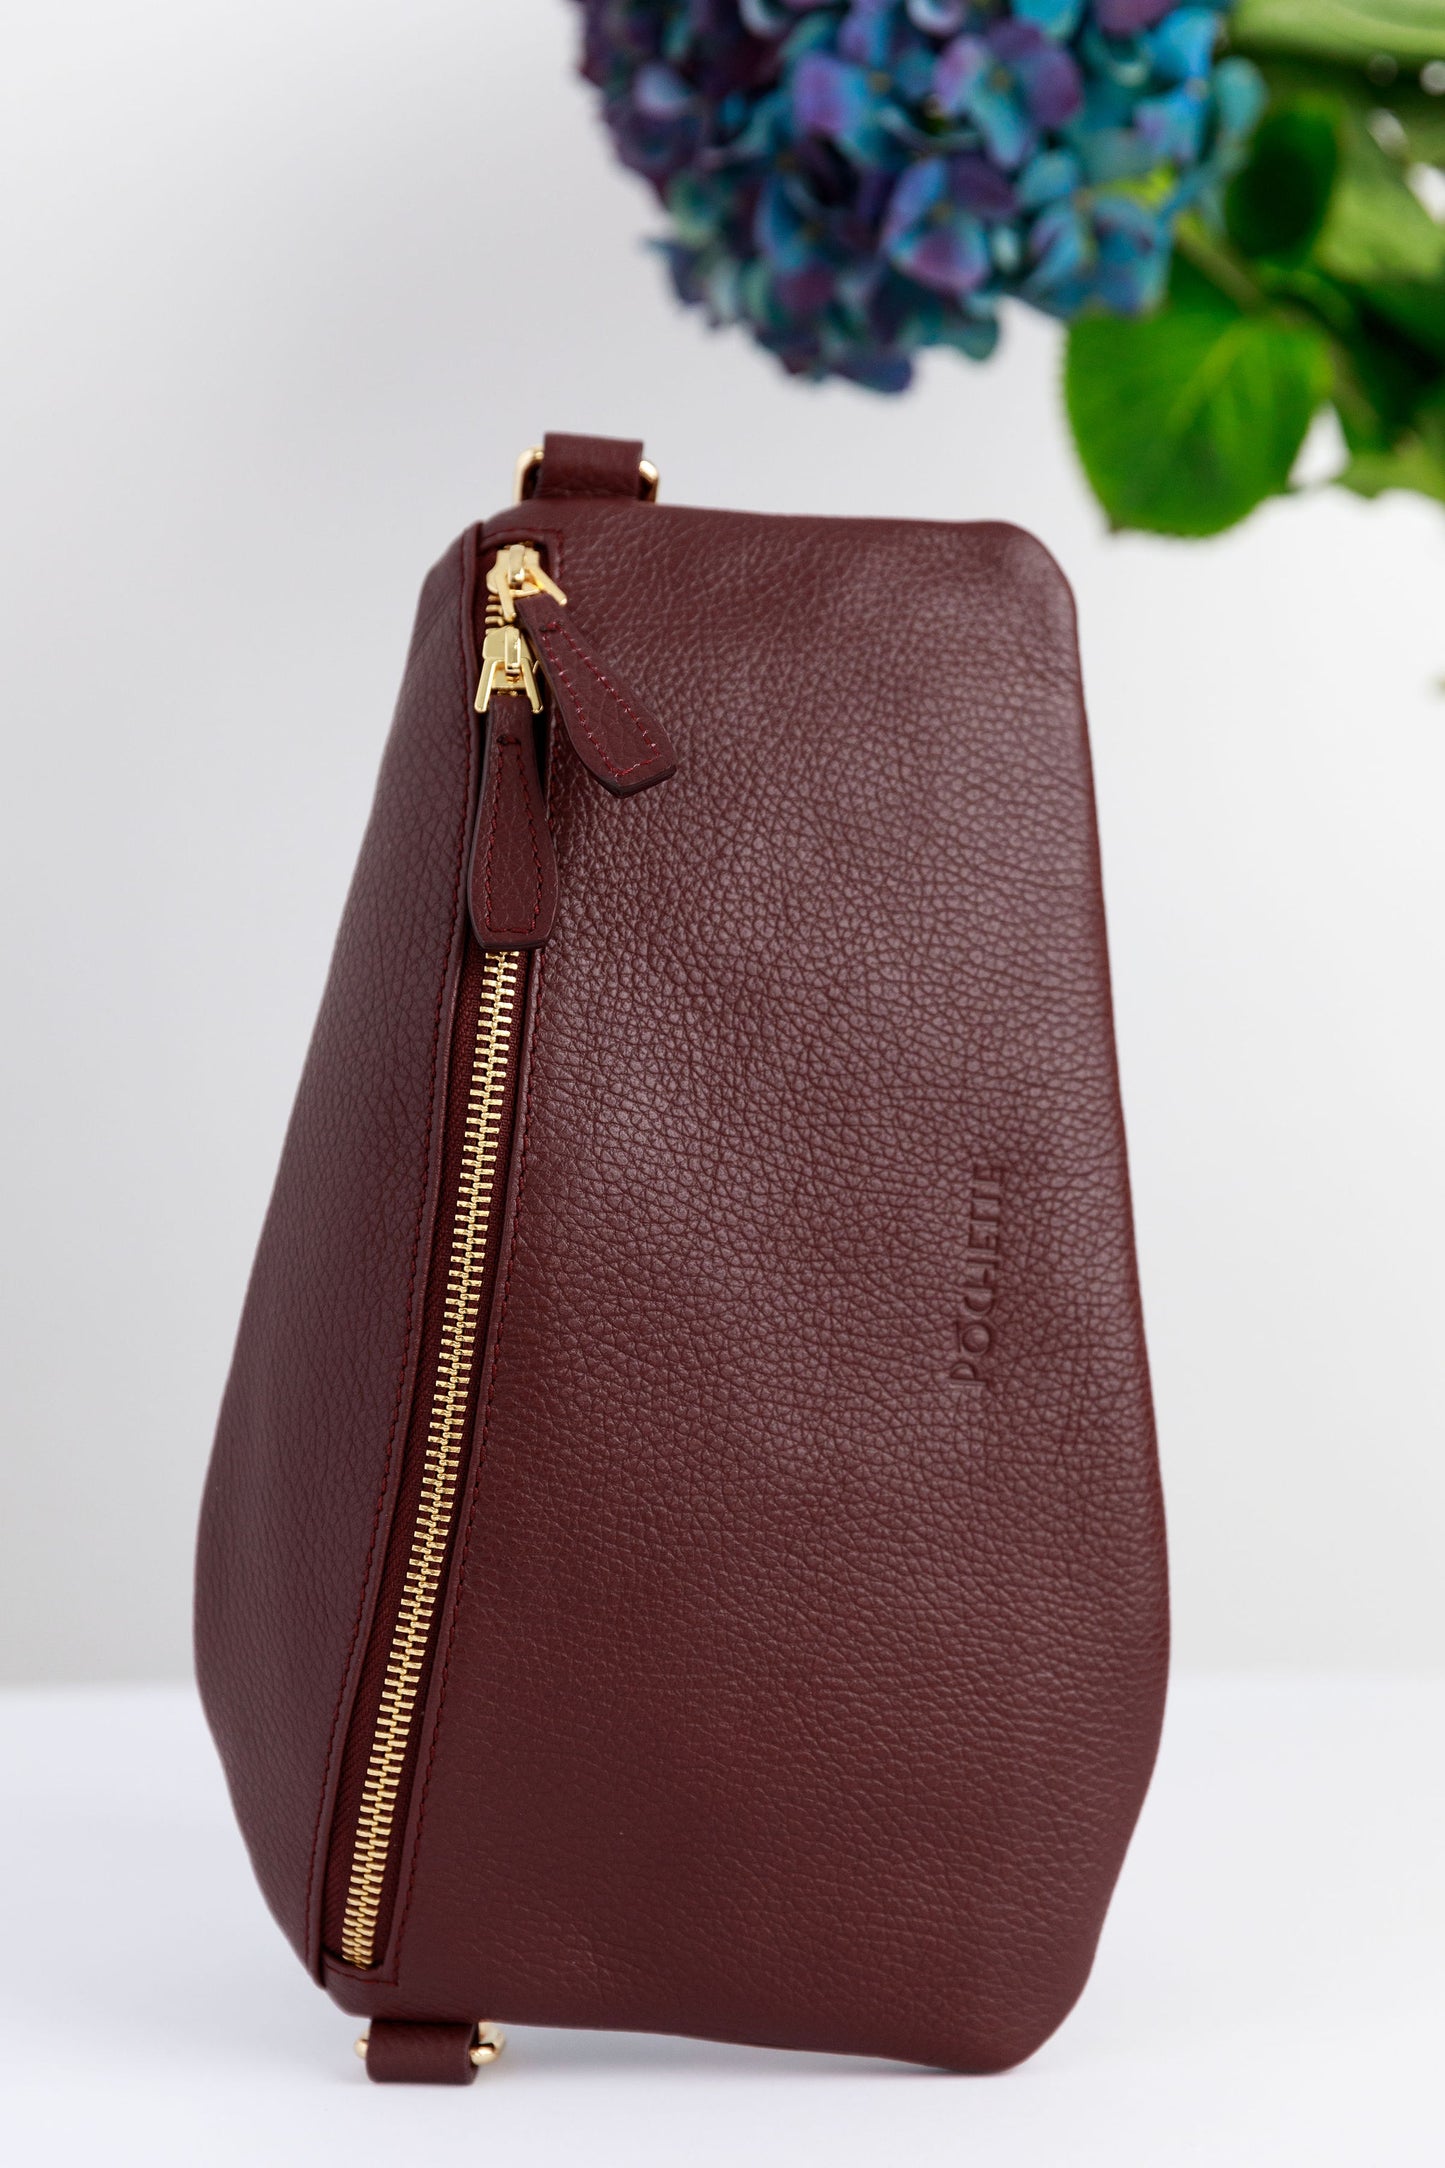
[1024,200,1091,290]
[969,81,1037,171]
[1095,241,1168,311]
[1135,84,1206,163]
[1017,147,1083,207]
[1145,8,1219,86]
[1212,57,1267,144]
[1013,0,1086,37]
[905,0,972,32]
[1080,27,1153,89]
[754,174,817,273]
[892,46,937,102]
[1093,191,1165,243]
[738,0,794,34]
[1072,123,1160,183]
[881,156,949,252]
[931,310,1003,358]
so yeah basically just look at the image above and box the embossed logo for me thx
[950,1167,1004,1389]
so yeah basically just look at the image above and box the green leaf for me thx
[1315,119,1445,282]
[1329,304,1442,445]
[1230,0,1445,67]
[1064,260,1334,536]
[1225,101,1341,265]
[1240,54,1445,166]
[1358,278,1445,361]
[1340,438,1445,502]
[1393,97,1445,167]
[1339,383,1445,498]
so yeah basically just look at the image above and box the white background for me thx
[3,0,1444,1686]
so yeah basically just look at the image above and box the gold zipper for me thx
[334,508,659,1967]
[474,545,566,713]
[338,945,523,1969]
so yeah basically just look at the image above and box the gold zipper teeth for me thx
[339,947,523,1969]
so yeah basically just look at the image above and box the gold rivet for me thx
[470,2022,506,2067]
[354,2031,370,2060]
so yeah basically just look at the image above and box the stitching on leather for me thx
[302,545,471,1959]
[536,618,660,776]
[393,760,558,1968]
[482,735,544,935]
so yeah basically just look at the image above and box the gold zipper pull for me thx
[476,538,677,793]
[475,547,566,711]
[486,543,567,623]
[475,622,542,713]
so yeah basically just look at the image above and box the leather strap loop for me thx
[363,2018,481,2085]
[531,432,648,500]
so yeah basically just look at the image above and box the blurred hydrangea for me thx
[576,0,1264,388]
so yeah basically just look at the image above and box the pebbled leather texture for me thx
[201,462,1167,2073]
[468,691,559,948]
[516,590,677,796]
[530,431,646,500]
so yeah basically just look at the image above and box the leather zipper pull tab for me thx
[467,690,558,950]
[513,589,676,797]
[486,544,676,797]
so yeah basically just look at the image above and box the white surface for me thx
[3,1,1445,1681]
[1,1680,1441,2165]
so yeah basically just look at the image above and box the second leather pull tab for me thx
[468,692,559,949]
[515,593,677,797]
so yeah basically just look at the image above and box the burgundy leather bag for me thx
[196,433,1167,2085]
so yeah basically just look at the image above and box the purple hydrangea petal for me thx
[1011,41,1085,127]
[1093,0,1177,33]
[773,264,839,314]
[634,62,694,118]
[838,0,896,67]
[792,53,870,137]
[949,153,1021,217]
[933,35,989,119]
[888,208,992,295]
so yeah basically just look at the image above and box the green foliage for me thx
[1066,261,1332,533]
[1229,0,1445,67]
[1225,104,1339,263]
[1064,4,1445,535]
